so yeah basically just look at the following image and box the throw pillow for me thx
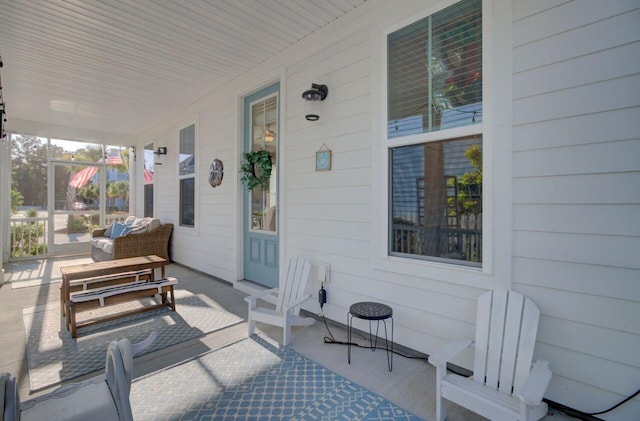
[123,215,137,225]
[119,226,133,237]
[110,222,127,239]
[104,223,114,238]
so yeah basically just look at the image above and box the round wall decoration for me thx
[209,159,224,188]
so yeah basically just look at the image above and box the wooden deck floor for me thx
[1,258,577,420]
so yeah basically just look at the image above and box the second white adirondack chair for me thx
[245,256,315,346]
[428,289,552,421]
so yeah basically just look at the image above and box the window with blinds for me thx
[179,124,196,228]
[387,0,482,138]
[386,0,483,266]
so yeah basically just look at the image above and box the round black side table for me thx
[347,301,393,371]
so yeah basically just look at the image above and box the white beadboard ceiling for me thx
[0,0,366,140]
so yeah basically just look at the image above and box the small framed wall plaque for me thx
[315,144,332,171]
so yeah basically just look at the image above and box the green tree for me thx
[107,181,129,212]
[458,144,482,215]
[77,183,99,206]
[11,190,24,214]
[11,135,47,208]
[73,144,104,164]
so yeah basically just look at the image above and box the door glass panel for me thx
[104,146,129,219]
[54,163,100,254]
[250,95,277,232]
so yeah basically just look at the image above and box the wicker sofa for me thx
[91,217,173,262]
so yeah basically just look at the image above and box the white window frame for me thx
[372,0,511,289]
[178,121,197,230]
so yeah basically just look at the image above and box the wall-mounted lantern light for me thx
[154,146,167,155]
[301,83,328,121]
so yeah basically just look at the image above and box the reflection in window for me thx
[179,124,195,176]
[144,143,154,217]
[179,124,196,227]
[250,95,277,233]
[387,0,482,138]
[180,178,195,227]
[387,0,483,267]
[390,136,482,266]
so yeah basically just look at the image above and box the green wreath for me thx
[240,150,272,190]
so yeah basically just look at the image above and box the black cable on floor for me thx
[320,311,638,419]
[586,387,640,416]
[321,312,440,362]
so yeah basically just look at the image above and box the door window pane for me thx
[390,136,482,266]
[250,95,277,233]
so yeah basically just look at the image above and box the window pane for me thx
[387,0,482,138]
[144,143,154,217]
[180,178,195,227]
[389,136,482,265]
[179,124,195,176]
[249,95,277,233]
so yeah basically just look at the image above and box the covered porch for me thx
[1,0,639,419]
[0,257,578,420]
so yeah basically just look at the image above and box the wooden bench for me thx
[60,255,167,317]
[60,269,153,316]
[67,277,178,338]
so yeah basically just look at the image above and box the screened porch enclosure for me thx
[8,135,132,260]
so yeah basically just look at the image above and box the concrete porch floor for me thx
[0,258,578,421]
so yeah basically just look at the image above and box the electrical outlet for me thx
[319,262,331,284]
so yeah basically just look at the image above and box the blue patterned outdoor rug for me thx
[22,288,243,392]
[130,336,423,420]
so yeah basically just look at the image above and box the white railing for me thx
[392,220,482,263]
[9,214,130,261]
[9,217,49,260]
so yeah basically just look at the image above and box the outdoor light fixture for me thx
[301,83,328,121]
[154,146,167,155]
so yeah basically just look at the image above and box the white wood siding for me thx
[134,0,639,417]
[512,1,640,419]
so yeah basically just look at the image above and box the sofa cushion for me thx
[104,223,114,238]
[128,224,148,235]
[146,218,162,232]
[91,237,114,255]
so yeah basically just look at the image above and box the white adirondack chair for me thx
[428,289,552,421]
[3,332,156,421]
[245,256,315,346]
